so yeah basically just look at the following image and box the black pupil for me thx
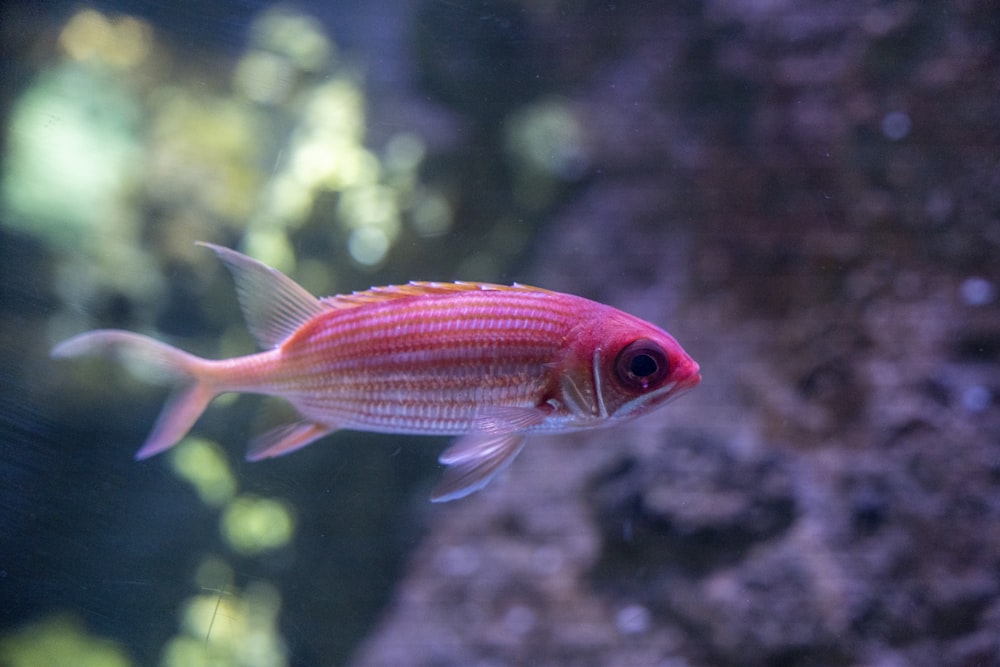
[615,339,669,390]
[629,353,658,378]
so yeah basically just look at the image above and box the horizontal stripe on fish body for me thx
[295,374,551,429]
[253,302,575,434]
[292,292,582,350]
[263,290,584,373]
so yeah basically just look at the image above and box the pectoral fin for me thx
[431,432,527,502]
[246,421,336,460]
[471,405,550,434]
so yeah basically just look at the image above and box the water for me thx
[3,2,1000,666]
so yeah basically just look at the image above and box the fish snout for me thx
[672,358,702,395]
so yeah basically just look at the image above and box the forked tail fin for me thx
[52,330,218,459]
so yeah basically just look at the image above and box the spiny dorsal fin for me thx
[198,242,330,350]
[200,243,555,345]
[320,281,554,310]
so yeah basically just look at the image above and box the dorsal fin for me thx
[320,281,554,310]
[198,242,330,349]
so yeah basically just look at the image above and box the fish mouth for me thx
[665,371,700,402]
[678,369,701,392]
[662,362,701,403]
[673,356,701,392]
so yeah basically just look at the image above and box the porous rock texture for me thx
[354,2,1000,665]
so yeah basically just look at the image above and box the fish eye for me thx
[614,339,670,390]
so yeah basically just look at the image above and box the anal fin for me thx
[431,432,527,503]
[247,421,335,461]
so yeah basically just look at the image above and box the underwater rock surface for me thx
[355,2,1000,666]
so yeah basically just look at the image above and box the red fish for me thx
[53,243,701,501]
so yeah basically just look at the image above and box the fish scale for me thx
[275,298,571,408]
[52,242,700,501]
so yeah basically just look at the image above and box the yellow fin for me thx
[320,281,554,310]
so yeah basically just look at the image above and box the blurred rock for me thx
[355,1,1000,666]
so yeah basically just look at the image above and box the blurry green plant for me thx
[159,580,286,667]
[0,615,133,667]
[0,434,294,666]
[1,5,445,345]
[2,4,566,664]
[161,438,294,666]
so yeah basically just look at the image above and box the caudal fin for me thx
[52,330,218,459]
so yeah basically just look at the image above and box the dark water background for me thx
[2,1,999,666]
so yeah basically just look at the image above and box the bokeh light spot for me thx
[59,10,113,61]
[251,7,333,72]
[169,438,237,508]
[384,132,426,173]
[59,10,153,68]
[348,226,390,266]
[1,63,141,248]
[0,615,132,667]
[235,51,297,105]
[163,582,286,667]
[411,190,453,237]
[243,231,296,275]
[506,100,587,180]
[194,557,234,594]
[220,496,295,555]
[960,276,995,306]
[881,110,911,141]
